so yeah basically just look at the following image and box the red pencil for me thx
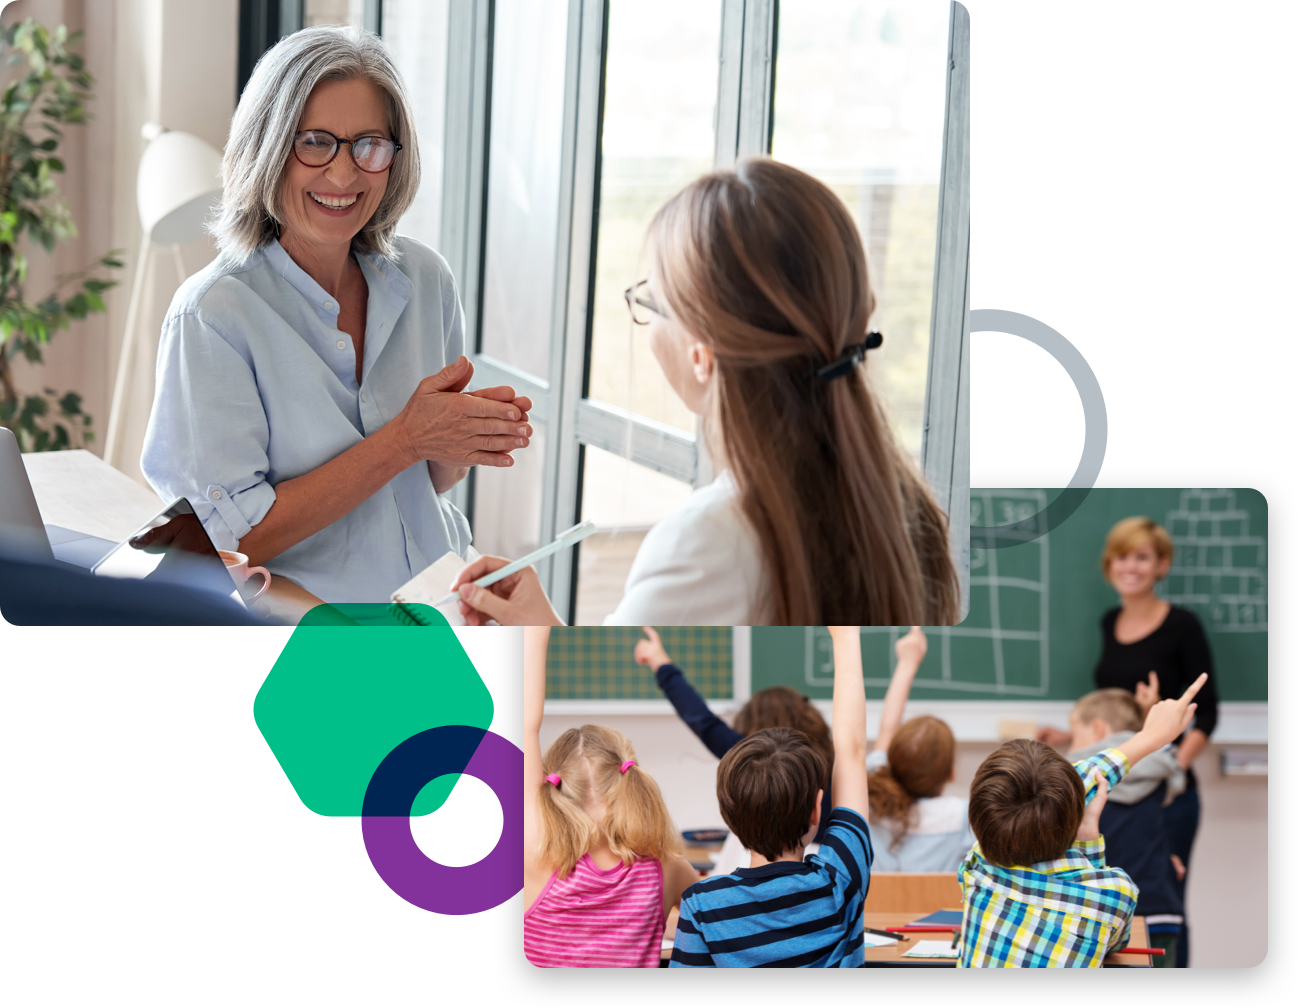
[1116,947,1165,956]
[886,925,959,933]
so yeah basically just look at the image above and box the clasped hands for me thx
[391,355,533,469]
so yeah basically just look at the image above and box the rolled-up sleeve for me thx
[141,310,278,551]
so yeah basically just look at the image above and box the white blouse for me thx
[603,472,764,626]
[865,749,975,872]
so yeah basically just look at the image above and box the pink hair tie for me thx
[620,760,636,774]
[545,774,561,787]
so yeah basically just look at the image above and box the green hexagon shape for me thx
[223,625,490,835]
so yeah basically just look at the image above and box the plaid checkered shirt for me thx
[957,748,1138,968]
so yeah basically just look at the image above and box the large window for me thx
[366,0,967,622]
[773,2,950,454]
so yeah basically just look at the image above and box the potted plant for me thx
[0,18,121,451]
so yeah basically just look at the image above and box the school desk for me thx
[22,449,326,624]
[682,841,723,873]
[657,909,1151,966]
[860,913,1152,967]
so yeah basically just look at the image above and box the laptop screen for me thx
[92,498,241,602]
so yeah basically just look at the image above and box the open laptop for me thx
[1,427,243,603]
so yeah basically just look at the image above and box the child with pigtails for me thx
[522,627,698,968]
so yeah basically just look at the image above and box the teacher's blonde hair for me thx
[211,25,420,264]
[1101,516,1174,582]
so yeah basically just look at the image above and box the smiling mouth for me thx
[310,192,359,209]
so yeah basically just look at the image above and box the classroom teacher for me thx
[142,27,532,602]
[1042,515,1218,967]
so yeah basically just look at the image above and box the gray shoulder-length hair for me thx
[210,25,420,264]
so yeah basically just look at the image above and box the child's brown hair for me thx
[1072,688,1143,734]
[968,739,1084,867]
[868,715,955,850]
[538,724,682,879]
[716,727,828,862]
[733,685,834,775]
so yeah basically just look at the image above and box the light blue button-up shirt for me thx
[141,236,471,603]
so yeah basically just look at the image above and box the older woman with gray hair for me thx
[141,26,530,603]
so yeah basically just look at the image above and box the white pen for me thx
[432,519,598,608]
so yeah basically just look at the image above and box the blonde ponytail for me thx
[536,725,683,878]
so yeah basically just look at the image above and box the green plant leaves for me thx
[0,18,118,452]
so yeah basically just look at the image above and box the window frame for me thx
[422,0,968,623]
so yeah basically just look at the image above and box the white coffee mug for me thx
[218,549,270,600]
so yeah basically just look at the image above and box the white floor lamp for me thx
[103,126,223,466]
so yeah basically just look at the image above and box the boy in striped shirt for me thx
[958,672,1207,968]
[671,626,873,968]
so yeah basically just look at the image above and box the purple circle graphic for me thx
[362,727,522,915]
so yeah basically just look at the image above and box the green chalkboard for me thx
[752,489,1267,702]
[546,626,733,700]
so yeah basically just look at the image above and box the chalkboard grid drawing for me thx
[544,626,733,700]
[804,490,1053,696]
[1162,489,1267,633]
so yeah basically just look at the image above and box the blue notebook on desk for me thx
[909,910,963,926]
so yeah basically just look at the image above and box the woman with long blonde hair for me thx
[454,157,959,625]
[522,628,697,968]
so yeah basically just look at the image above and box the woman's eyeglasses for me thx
[292,130,402,173]
[623,279,664,325]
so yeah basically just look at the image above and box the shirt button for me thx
[212,490,223,500]
[337,340,346,349]
[360,392,367,402]
[324,301,333,310]
[405,529,413,539]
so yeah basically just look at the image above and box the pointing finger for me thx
[1178,672,1208,704]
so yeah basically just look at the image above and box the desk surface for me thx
[660,909,1151,967]
[22,450,325,624]
[860,912,1151,967]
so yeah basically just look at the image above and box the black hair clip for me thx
[812,331,883,382]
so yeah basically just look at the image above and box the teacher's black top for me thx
[1095,605,1219,740]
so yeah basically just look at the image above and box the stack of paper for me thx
[902,940,958,959]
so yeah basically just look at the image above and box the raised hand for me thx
[633,626,672,671]
[1141,672,1207,748]
[1134,671,1161,714]
[1076,778,1108,843]
[894,626,927,667]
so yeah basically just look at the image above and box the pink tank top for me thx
[523,854,664,968]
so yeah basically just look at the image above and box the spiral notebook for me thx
[390,548,480,626]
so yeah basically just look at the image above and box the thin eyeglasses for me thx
[292,130,402,173]
[623,279,664,324]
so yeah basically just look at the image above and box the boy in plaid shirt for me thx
[958,672,1207,968]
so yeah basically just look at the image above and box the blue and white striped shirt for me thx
[671,807,873,968]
